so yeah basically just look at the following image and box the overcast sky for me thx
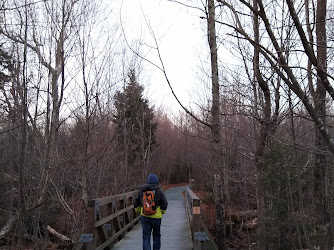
[110,0,210,114]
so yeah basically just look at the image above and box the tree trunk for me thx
[253,0,272,248]
[314,0,332,249]
[207,0,227,249]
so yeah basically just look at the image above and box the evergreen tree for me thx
[113,70,157,185]
[0,46,14,87]
[0,46,15,122]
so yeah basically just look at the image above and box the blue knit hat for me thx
[147,173,159,185]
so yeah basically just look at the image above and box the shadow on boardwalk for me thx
[112,186,192,250]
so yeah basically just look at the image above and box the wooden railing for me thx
[185,186,218,250]
[74,190,140,250]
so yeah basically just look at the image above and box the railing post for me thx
[186,187,217,250]
[127,196,133,227]
[193,197,201,250]
[86,200,97,250]
[186,187,203,250]
[119,197,125,238]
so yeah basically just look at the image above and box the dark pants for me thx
[141,216,161,250]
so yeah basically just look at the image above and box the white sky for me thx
[110,0,210,114]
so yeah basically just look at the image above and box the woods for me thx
[1,0,334,249]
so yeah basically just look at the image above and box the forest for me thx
[1,0,334,249]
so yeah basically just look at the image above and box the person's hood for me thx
[141,183,159,192]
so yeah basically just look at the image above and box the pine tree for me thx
[113,70,157,185]
[0,46,15,122]
[0,46,14,86]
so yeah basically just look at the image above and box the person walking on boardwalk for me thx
[134,173,168,250]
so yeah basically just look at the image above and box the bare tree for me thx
[251,0,271,247]
[207,0,228,248]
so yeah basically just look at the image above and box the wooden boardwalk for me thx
[112,186,193,250]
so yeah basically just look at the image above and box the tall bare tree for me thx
[207,0,227,249]
[251,0,272,247]
[313,0,332,248]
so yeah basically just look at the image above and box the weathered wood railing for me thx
[74,190,140,250]
[185,186,218,250]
